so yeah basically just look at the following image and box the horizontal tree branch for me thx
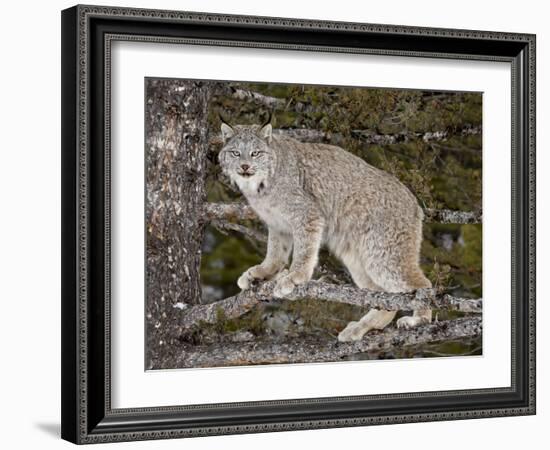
[352,125,481,145]
[210,220,267,244]
[216,85,317,113]
[170,317,482,368]
[209,126,481,147]
[269,126,480,145]
[203,202,481,225]
[180,280,482,329]
[229,87,287,109]
[423,208,482,224]
[203,202,257,222]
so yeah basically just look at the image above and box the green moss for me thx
[422,223,482,298]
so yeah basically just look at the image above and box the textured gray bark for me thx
[203,202,257,222]
[423,208,482,224]
[165,317,482,368]
[145,79,211,367]
[180,280,482,329]
[204,202,481,225]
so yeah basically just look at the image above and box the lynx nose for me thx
[241,164,250,172]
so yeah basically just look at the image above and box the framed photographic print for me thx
[61,4,536,444]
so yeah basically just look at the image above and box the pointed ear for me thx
[220,123,235,142]
[260,123,272,143]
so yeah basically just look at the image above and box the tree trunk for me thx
[145,79,211,368]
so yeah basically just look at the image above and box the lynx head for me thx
[218,117,276,196]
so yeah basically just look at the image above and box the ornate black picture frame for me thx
[61,4,536,444]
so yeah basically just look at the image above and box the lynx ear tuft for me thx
[221,123,235,142]
[260,123,272,143]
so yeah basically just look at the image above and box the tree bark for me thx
[203,201,258,222]
[160,317,482,368]
[423,208,482,224]
[145,79,211,367]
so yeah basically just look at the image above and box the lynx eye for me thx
[230,151,241,158]
[250,151,263,158]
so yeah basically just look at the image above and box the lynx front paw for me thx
[237,272,252,290]
[273,272,296,298]
[396,315,429,330]
[337,321,364,342]
[237,266,262,290]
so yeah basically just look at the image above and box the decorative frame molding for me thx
[61,4,536,444]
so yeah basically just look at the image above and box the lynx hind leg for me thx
[396,308,432,329]
[342,251,383,291]
[390,267,433,330]
[337,255,396,342]
[338,309,397,342]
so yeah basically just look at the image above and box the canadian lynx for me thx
[218,119,432,342]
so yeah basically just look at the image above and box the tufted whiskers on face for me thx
[231,170,268,197]
[238,163,254,178]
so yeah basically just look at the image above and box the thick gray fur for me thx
[219,122,432,341]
